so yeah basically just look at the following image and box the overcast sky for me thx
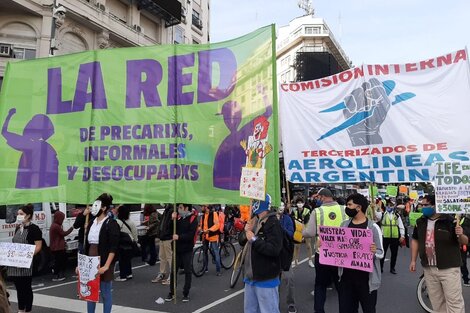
[210,0,470,65]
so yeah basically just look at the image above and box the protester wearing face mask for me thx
[376,200,405,274]
[459,213,470,287]
[338,194,384,313]
[410,195,468,313]
[303,188,347,313]
[7,204,42,313]
[292,198,314,268]
[83,193,119,313]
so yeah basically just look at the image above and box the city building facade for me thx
[276,14,351,84]
[0,0,210,88]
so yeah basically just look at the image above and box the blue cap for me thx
[252,194,271,215]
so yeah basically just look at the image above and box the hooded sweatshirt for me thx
[49,211,73,251]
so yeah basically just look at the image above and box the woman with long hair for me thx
[7,204,42,313]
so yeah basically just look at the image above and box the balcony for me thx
[192,16,202,30]
[136,0,181,27]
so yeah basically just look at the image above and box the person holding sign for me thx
[337,193,384,313]
[376,199,405,274]
[83,193,119,313]
[7,204,42,313]
[410,195,468,313]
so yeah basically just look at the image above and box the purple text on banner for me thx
[318,226,374,273]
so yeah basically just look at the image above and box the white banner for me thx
[0,242,35,268]
[280,49,470,183]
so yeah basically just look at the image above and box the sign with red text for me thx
[280,49,470,184]
[319,226,374,272]
[240,167,266,200]
[77,253,100,302]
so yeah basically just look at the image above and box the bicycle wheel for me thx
[220,242,236,269]
[191,246,206,277]
[417,275,433,313]
[230,251,243,288]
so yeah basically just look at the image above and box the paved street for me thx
[6,242,470,313]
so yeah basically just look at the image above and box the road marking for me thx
[193,257,310,312]
[33,263,150,292]
[8,289,169,313]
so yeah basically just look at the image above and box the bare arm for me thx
[409,239,419,272]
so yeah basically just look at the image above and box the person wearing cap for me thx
[277,202,297,313]
[292,197,314,267]
[240,194,283,313]
[303,188,347,313]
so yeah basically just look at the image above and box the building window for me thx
[192,10,202,29]
[305,27,320,34]
[192,38,200,44]
[13,47,36,60]
[174,27,184,44]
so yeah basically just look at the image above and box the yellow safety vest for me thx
[381,213,399,238]
[315,204,346,228]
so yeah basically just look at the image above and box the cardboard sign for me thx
[409,190,418,200]
[0,242,35,268]
[399,185,408,194]
[435,162,470,214]
[386,186,398,197]
[409,212,423,227]
[357,188,370,198]
[240,167,266,201]
[319,226,374,272]
[77,253,100,302]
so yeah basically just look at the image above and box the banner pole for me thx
[172,202,177,304]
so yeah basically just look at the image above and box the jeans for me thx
[281,269,295,306]
[244,283,280,313]
[314,253,339,313]
[87,281,112,313]
[170,251,192,297]
[12,276,33,312]
[204,241,221,273]
[118,248,133,278]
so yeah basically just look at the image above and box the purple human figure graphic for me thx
[2,108,59,189]
[213,86,272,190]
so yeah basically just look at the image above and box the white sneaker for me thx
[115,277,127,282]
[308,260,315,268]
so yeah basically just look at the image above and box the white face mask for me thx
[297,203,304,209]
[91,200,102,216]
[16,215,25,223]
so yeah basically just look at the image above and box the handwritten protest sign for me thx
[409,212,423,227]
[357,188,370,198]
[240,167,266,201]
[409,190,418,200]
[434,162,470,214]
[77,253,100,302]
[0,243,35,268]
[386,185,398,197]
[319,226,374,272]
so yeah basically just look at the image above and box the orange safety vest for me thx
[240,205,251,222]
[202,211,219,242]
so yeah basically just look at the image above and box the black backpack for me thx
[280,227,294,271]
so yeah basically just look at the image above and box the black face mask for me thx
[345,207,359,218]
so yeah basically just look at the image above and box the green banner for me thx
[0,26,280,205]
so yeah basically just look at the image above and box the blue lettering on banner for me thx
[288,151,469,183]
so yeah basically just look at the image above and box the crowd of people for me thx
[1,190,470,313]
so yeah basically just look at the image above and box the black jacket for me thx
[174,212,198,254]
[240,214,283,282]
[159,207,174,241]
[84,217,120,267]
[412,214,461,269]
[73,211,95,244]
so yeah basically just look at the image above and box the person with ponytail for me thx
[83,193,119,313]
